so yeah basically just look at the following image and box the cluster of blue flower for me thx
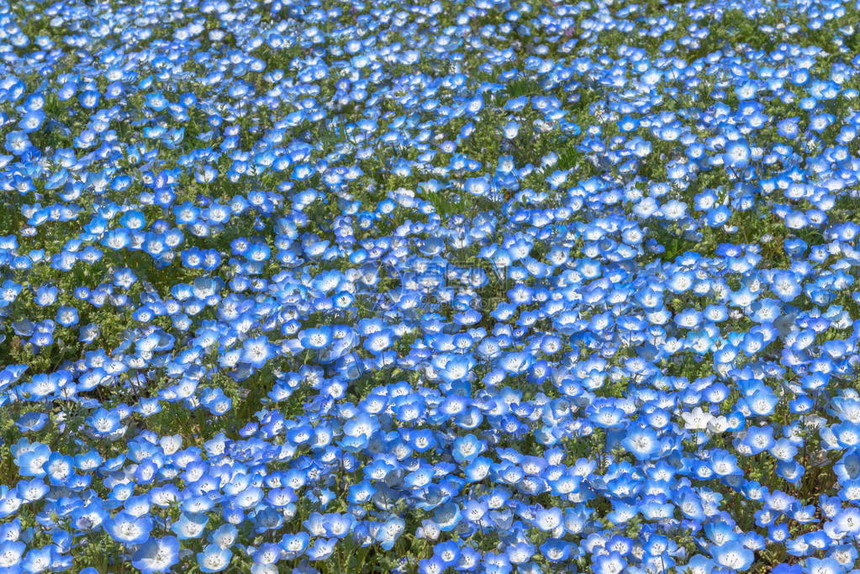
[2,0,860,572]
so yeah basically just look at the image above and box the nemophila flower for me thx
[14,440,51,477]
[45,452,73,484]
[740,424,775,456]
[55,305,79,326]
[79,89,100,109]
[5,130,32,155]
[198,544,232,573]
[33,285,58,307]
[374,517,406,550]
[119,209,146,230]
[0,540,26,569]
[590,404,627,429]
[16,477,49,503]
[802,557,843,574]
[277,531,310,562]
[306,538,337,561]
[501,120,520,139]
[252,542,280,567]
[18,110,45,133]
[22,545,56,573]
[241,335,275,368]
[831,422,860,449]
[452,434,486,464]
[724,140,751,168]
[208,524,238,549]
[709,449,741,476]
[828,544,858,570]
[105,511,152,545]
[86,408,121,437]
[711,540,755,571]
[834,449,860,484]
[591,551,627,574]
[15,412,48,433]
[830,506,860,537]
[746,388,779,417]
[132,537,180,574]
[419,554,454,574]
[621,425,661,460]
[300,326,332,350]
[771,271,802,302]
[202,388,232,416]
[145,91,169,111]
[172,511,209,540]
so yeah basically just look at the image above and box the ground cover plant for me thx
[3,0,860,572]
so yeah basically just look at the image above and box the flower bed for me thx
[1,0,860,572]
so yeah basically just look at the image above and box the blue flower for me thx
[280,532,309,559]
[306,538,337,561]
[300,326,332,350]
[5,130,32,155]
[0,541,26,570]
[18,110,45,133]
[711,540,754,571]
[452,434,485,464]
[593,552,627,574]
[172,512,209,540]
[374,517,405,550]
[241,336,275,369]
[86,408,121,438]
[621,425,661,460]
[15,412,48,433]
[132,537,180,573]
[105,511,152,545]
[198,545,232,573]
